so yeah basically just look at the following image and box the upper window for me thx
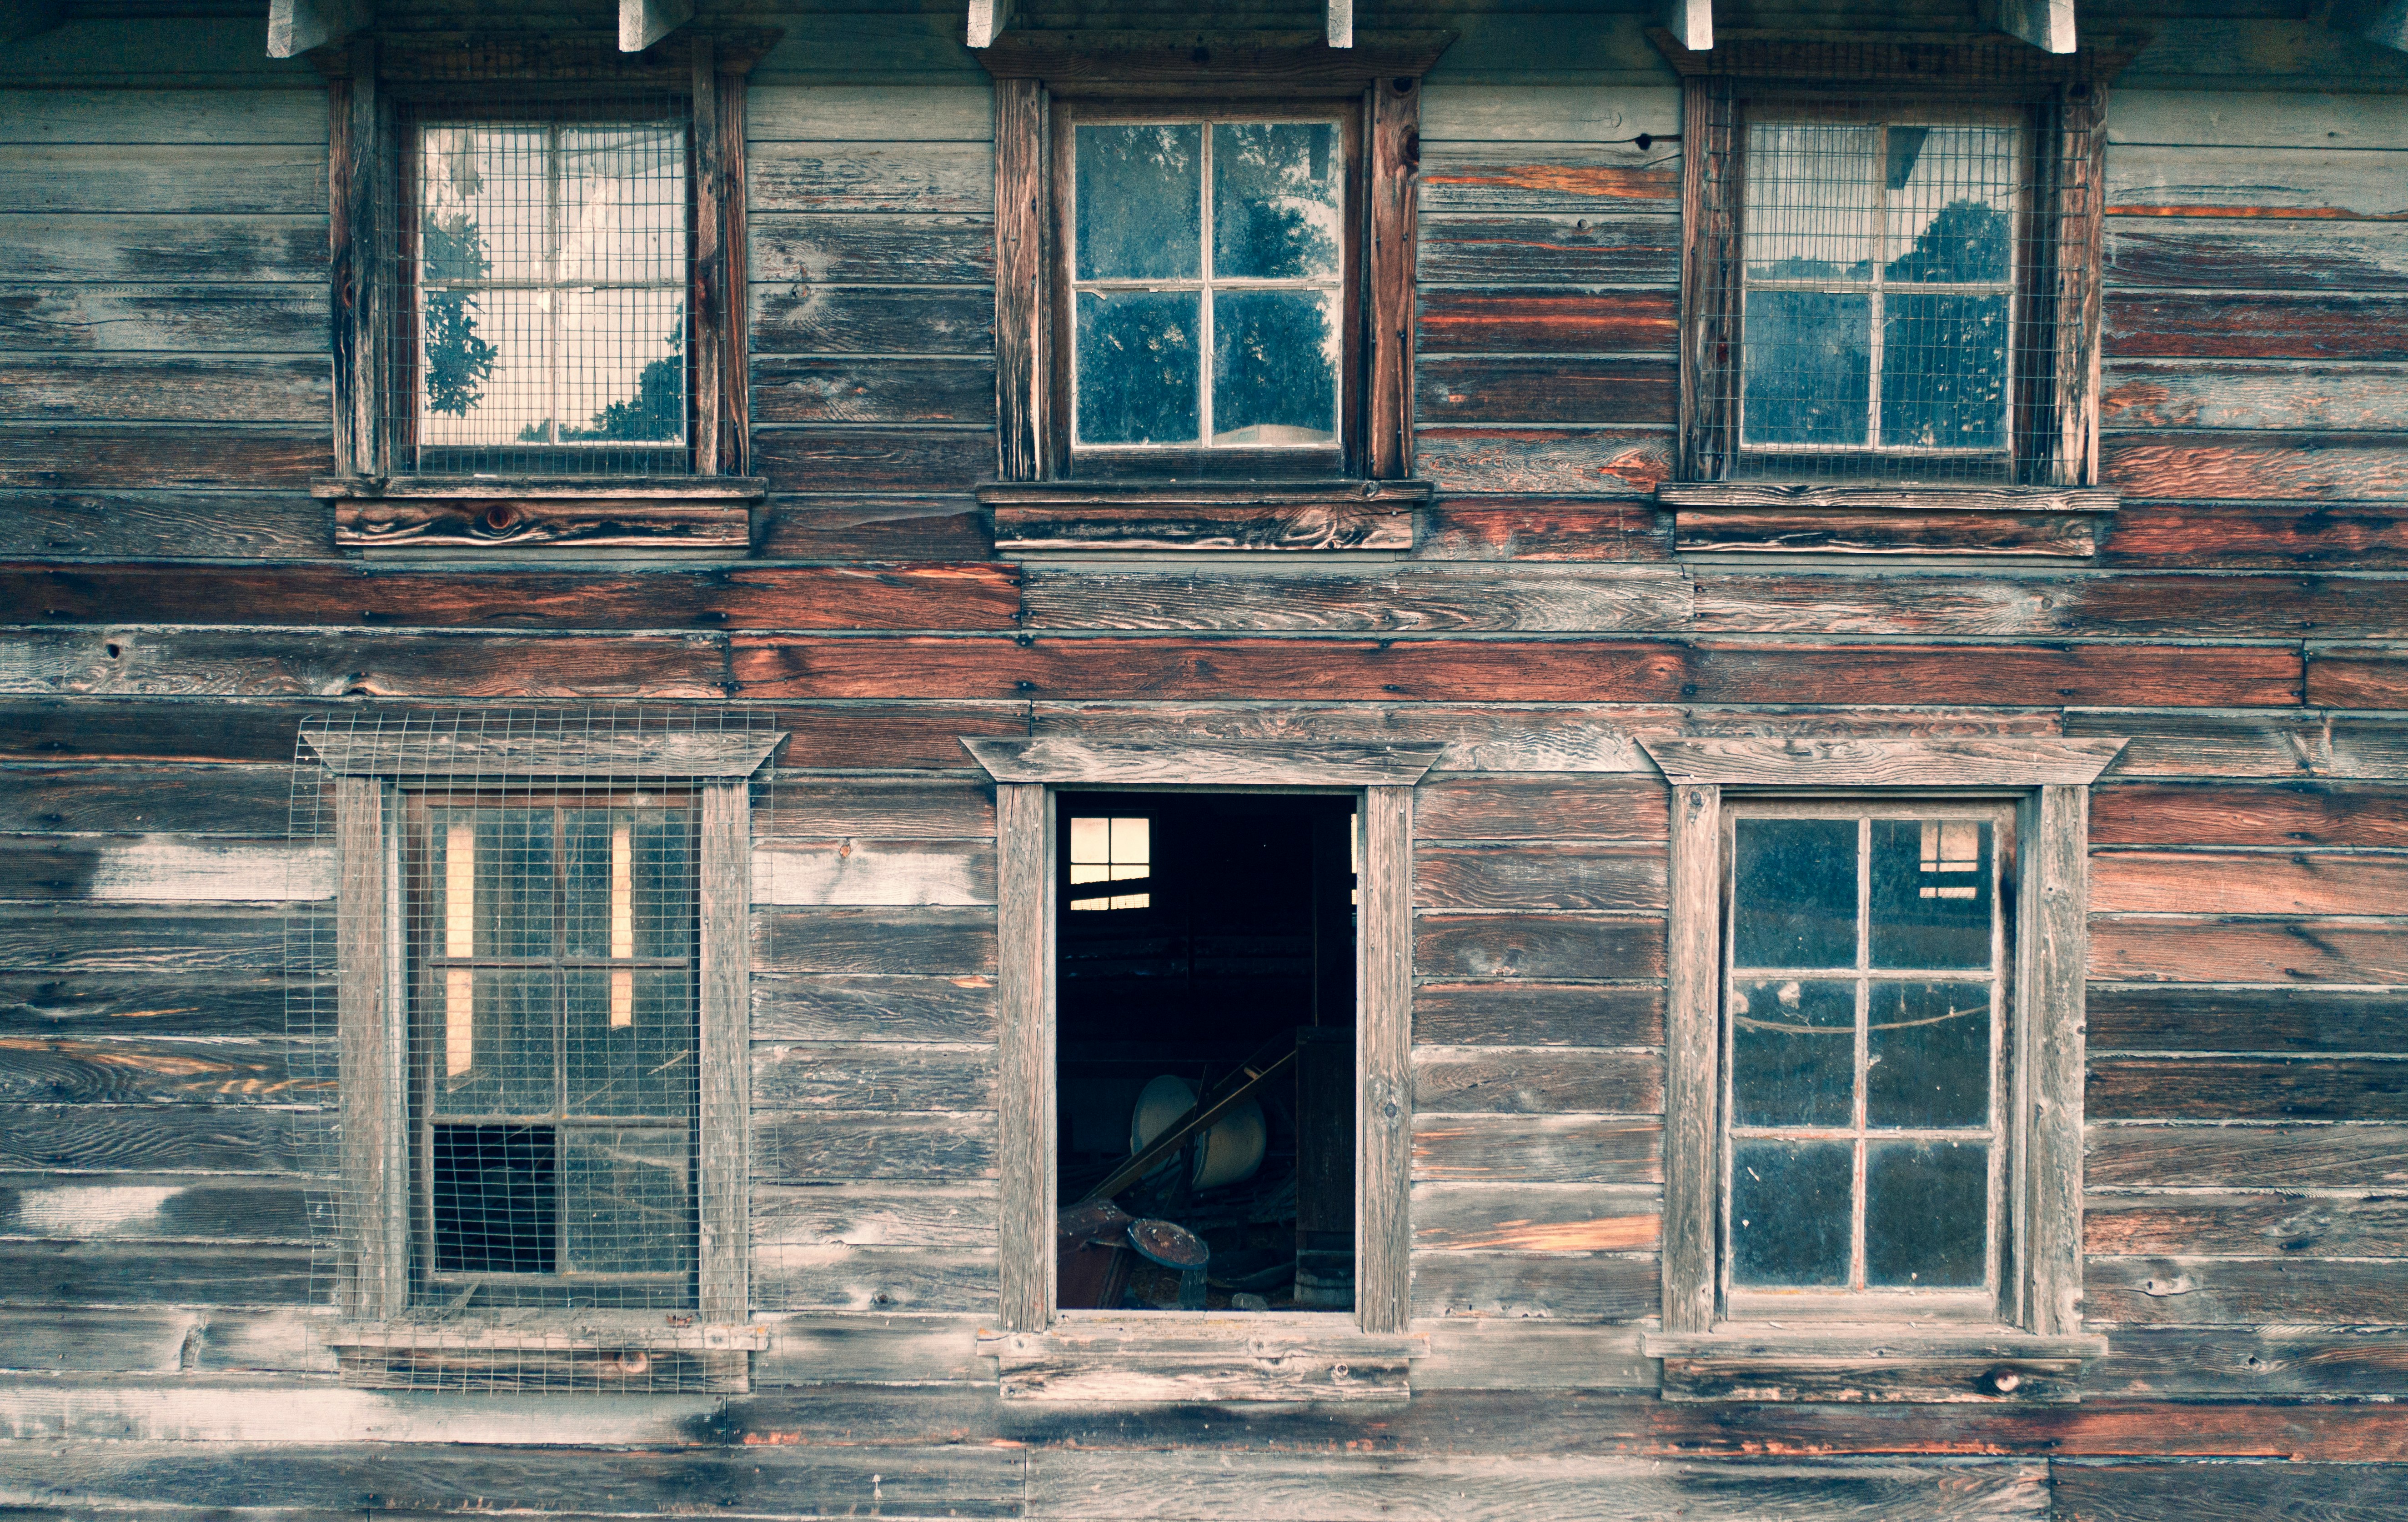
[407,117,690,476]
[1069,119,1347,456]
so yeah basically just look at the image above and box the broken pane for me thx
[1731,817,1858,969]
[1730,978,1856,1128]
[1865,1140,1987,1287]
[1730,1140,1852,1287]
[431,1124,556,1274]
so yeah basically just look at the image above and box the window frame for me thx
[1640,736,2125,1402]
[316,31,768,554]
[309,726,779,1386]
[965,738,1438,1398]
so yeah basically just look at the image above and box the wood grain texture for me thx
[1641,736,2127,788]
[1660,782,1717,1336]
[1411,1250,1659,1321]
[0,1034,311,1104]
[1417,212,1681,286]
[2100,432,2408,501]
[2089,985,2408,1056]
[994,782,1051,1331]
[1027,701,1668,774]
[0,628,727,700]
[2085,1256,2408,1326]
[1412,1182,1660,1253]
[1414,498,1671,562]
[2093,850,2408,916]
[2102,361,2408,432]
[2022,785,2089,1338]
[1417,355,1678,425]
[0,1240,313,1305]
[964,738,1442,789]
[1674,509,2101,559]
[750,426,993,493]
[2309,644,2408,708]
[1689,571,2408,640]
[2106,217,2408,291]
[0,1102,304,1172]
[1420,144,1681,213]
[0,215,324,283]
[2086,1124,2408,1189]
[0,491,333,560]
[1413,1046,1664,1115]
[1415,425,1673,493]
[1414,841,1666,911]
[0,969,293,1038]
[1359,784,1414,1332]
[699,781,749,1324]
[754,839,995,906]
[1417,287,1678,355]
[0,426,323,489]
[990,501,1415,554]
[747,140,992,214]
[0,902,291,974]
[752,1182,996,1248]
[751,356,993,424]
[333,775,400,1319]
[2088,1058,2408,1121]
[748,213,992,284]
[2085,1193,2408,1257]
[750,284,993,355]
[752,1041,998,1112]
[1415,776,1668,841]
[0,355,325,423]
[755,1109,996,1183]
[2106,291,2408,361]
[1416,912,1667,981]
[755,496,993,560]
[752,906,997,976]
[1413,1113,1663,1185]
[1369,75,1420,479]
[1020,566,1690,634]
[752,973,996,1043]
[752,1243,997,1313]
[2090,917,2408,984]
[2100,501,2408,570]
[754,779,993,839]
[1413,982,1664,1048]
[2053,1462,2408,1522]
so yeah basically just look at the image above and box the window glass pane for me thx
[1880,293,2008,450]
[1075,123,1203,281]
[1731,818,1857,968]
[1743,121,1878,282]
[1076,290,1201,445]
[1866,981,1991,1130]
[1730,978,1856,1128]
[632,811,695,959]
[555,288,686,446]
[1870,819,1992,969]
[1883,125,2016,283]
[431,968,556,1116]
[565,969,695,1118]
[431,1123,555,1273]
[1741,290,1871,446]
[1211,289,1338,446]
[421,125,544,282]
[1212,122,1342,280]
[561,1127,692,1275]
[418,285,543,450]
[557,124,686,284]
[1730,1140,1852,1287]
[1864,1140,1987,1287]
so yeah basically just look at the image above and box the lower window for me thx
[1721,800,2012,1322]
[408,792,699,1309]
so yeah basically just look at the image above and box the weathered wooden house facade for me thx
[3,0,2407,1515]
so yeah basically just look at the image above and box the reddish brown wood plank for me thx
[2090,1057,2408,1121]
[1415,841,1668,912]
[2309,645,2408,708]
[2093,851,2408,916]
[2101,502,2408,569]
[1417,289,1678,355]
[1415,427,1674,494]
[2090,986,2408,1056]
[1420,150,1680,213]
[2091,917,2408,985]
[2087,1123,2408,1189]
[756,497,993,560]
[2101,432,2408,501]
[751,426,993,493]
[1417,355,1678,425]
[1417,213,1681,285]
[1414,498,1673,562]
[0,426,325,489]
[2105,292,2408,361]
[1416,776,1669,840]
[730,637,2303,707]
[0,563,1021,631]
[2092,782,2408,847]
[1676,509,2100,559]
[2086,1194,2408,1257]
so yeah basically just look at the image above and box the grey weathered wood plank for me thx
[0,283,324,353]
[1412,1250,1659,1322]
[1640,737,2127,788]
[752,1182,997,1248]
[302,730,783,779]
[1413,982,1665,1048]
[1020,567,1692,634]
[1360,784,1414,1335]
[752,906,997,976]
[751,972,996,1043]
[2086,1192,2408,1258]
[332,776,398,1320]
[994,781,1052,1332]
[1028,702,1666,775]
[0,144,323,214]
[755,1108,996,1183]
[965,738,1445,788]
[1659,782,1716,1336]
[2085,1256,2408,1326]
[0,90,327,145]
[0,1175,309,1242]
[698,780,749,1326]
[0,215,325,284]
[753,837,995,906]
[1412,1181,1661,1253]
[752,1041,998,1112]
[1415,841,1667,911]
[752,1243,998,1313]
[1412,1046,1664,1115]
[747,140,993,214]
[0,836,328,901]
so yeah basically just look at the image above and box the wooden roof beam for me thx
[2364,0,2408,55]
[622,0,693,52]
[969,0,1011,50]
[266,0,369,58]
[1989,0,2076,53]
[1329,0,1352,48]
[1662,0,1711,51]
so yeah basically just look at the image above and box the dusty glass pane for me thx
[1870,818,1992,970]
[1866,981,1992,1130]
[1213,122,1343,280]
[557,124,686,284]
[1212,289,1338,445]
[1741,290,1871,446]
[426,808,553,959]
[565,969,695,1119]
[417,285,543,450]
[1883,125,2017,283]
[1743,121,1878,282]
[1730,978,1856,1128]
[1731,817,1858,969]
[1076,290,1201,444]
[432,968,556,1116]
[561,1127,693,1275]
[632,811,694,959]
[1730,1140,1852,1287]
[555,288,685,445]
[1865,1140,1987,1287]
[421,125,546,283]
[1076,123,1203,281]
[1880,293,2008,450]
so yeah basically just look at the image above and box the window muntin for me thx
[408,793,698,1304]
[408,117,689,475]
[1069,119,1345,451]
[1734,105,2027,480]
[1068,813,1152,911]
[1721,801,2012,1317]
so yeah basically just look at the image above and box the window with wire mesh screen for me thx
[407,788,698,1308]
[1680,84,2104,487]
[394,98,692,476]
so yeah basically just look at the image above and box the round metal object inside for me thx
[1126,1217,1210,1271]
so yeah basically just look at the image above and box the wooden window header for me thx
[303,731,786,780]
[971,30,1455,92]
[962,738,1443,788]
[1637,736,2127,789]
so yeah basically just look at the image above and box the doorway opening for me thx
[1053,792,1358,1313]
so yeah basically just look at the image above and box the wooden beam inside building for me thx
[266,0,370,59]
[1661,0,1711,52]
[1329,0,1353,49]
[1991,0,2075,54]
[969,0,1013,50]
[621,0,694,53]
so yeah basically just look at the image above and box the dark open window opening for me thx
[1055,792,1357,1313]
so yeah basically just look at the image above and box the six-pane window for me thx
[410,796,698,1305]
[1721,803,2010,1314]
[1070,119,1345,451]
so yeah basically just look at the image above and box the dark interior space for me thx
[1054,792,1358,1312]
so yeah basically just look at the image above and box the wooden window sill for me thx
[328,1317,767,1392]
[1643,1327,2108,1404]
[317,476,768,557]
[1656,484,2119,558]
[979,1313,1429,1403]
[979,479,1431,554]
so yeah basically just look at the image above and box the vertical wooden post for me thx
[2018,783,2089,1336]
[337,40,387,479]
[1366,77,1420,480]
[697,780,751,1327]
[336,776,404,1318]
[996,782,1056,1329]
[1677,77,1737,485]
[1355,785,1412,1334]
[1661,782,1721,1334]
[993,79,1048,481]
[717,64,751,478]
[690,38,723,477]
[2051,80,2108,487]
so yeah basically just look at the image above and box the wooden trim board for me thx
[304,731,786,779]
[1637,737,2128,788]
[963,739,1445,788]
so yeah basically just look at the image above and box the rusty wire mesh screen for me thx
[1686,87,2099,486]
[290,709,773,1391]
[389,100,691,476]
